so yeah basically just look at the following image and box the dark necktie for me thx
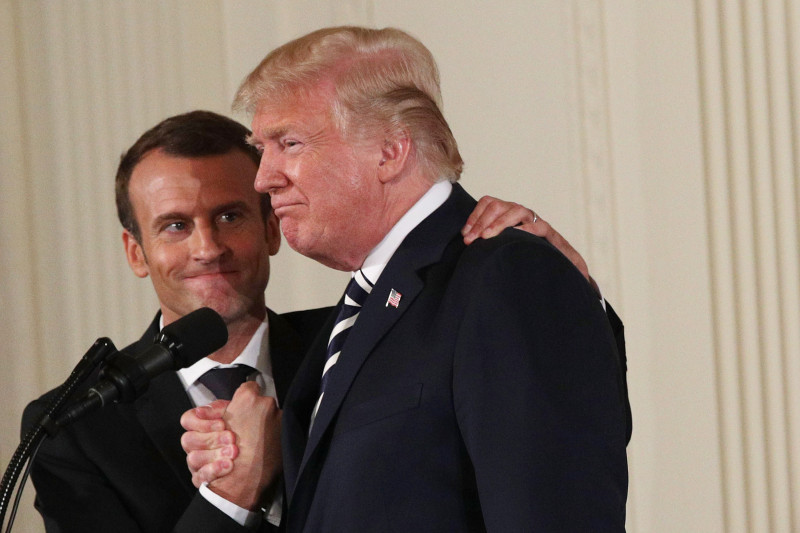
[310,270,372,425]
[196,364,255,401]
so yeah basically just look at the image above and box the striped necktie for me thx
[310,270,372,426]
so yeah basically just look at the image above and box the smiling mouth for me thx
[186,271,236,280]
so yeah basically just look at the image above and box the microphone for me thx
[55,307,228,427]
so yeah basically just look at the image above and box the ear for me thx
[122,230,150,278]
[376,130,412,184]
[266,211,281,256]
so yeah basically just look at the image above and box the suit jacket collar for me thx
[267,308,309,405]
[286,183,477,503]
[133,313,196,495]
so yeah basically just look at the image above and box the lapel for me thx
[132,313,196,494]
[282,309,337,502]
[291,184,477,492]
[267,308,308,405]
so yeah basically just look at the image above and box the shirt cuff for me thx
[199,482,261,527]
[589,275,607,311]
[265,490,283,526]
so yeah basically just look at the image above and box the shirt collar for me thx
[171,316,272,388]
[359,180,452,284]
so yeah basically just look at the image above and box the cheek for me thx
[147,246,183,278]
[233,229,272,267]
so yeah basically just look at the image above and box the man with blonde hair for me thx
[183,26,629,532]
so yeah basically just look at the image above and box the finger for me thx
[476,205,535,240]
[543,228,590,281]
[180,412,227,433]
[227,383,280,420]
[512,216,550,238]
[464,198,541,245]
[191,458,235,488]
[195,399,230,419]
[181,428,236,453]
[464,203,509,244]
[461,196,495,238]
[180,402,229,432]
[186,444,238,474]
[229,381,262,402]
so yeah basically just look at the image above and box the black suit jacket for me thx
[21,308,331,533]
[281,184,629,532]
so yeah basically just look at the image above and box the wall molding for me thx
[696,0,800,530]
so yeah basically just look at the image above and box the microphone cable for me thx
[3,438,44,533]
[0,337,117,531]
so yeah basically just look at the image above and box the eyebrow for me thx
[247,125,291,146]
[210,201,252,217]
[150,201,252,230]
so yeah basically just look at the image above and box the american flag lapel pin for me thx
[386,288,402,308]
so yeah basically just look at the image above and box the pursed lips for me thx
[271,202,303,218]
[270,193,304,216]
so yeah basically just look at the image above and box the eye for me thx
[282,139,301,149]
[219,212,240,223]
[163,221,186,233]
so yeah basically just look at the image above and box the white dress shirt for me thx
[165,316,281,527]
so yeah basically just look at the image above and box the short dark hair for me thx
[115,110,265,241]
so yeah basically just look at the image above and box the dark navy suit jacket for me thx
[281,184,629,532]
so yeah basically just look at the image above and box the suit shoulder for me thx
[280,306,334,332]
[21,389,56,439]
[450,228,602,317]
[461,227,579,275]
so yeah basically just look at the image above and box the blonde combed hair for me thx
[234,26,464,182]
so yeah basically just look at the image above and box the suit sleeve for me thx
[21,402,268,533]
[21,402,147,533]
[452,239,628,532]
[173,495,278,533]
[605,301,632,444]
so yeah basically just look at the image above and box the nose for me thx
[190,223,226,263]
[254,149,288,194]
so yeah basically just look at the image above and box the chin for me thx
[193,297,246,323]
[283,230,322,262]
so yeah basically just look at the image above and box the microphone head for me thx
[159,307,228,367]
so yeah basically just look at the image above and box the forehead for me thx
[129,149,261,216]
[250,85,337,140]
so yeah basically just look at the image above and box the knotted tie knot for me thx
[196,364,255,401]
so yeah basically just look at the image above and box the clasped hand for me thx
[180,382,282,510]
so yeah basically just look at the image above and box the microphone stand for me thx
[0,338,117,531]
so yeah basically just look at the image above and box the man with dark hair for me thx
[114,110,269,242]
[23,110,329,532]
[183,27,628,532]
[22,109,580,532]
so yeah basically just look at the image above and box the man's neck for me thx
[359,179,453,283]
[345,174,434,271]
[209,312,266,364]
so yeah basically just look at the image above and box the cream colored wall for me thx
[2,1,798,532]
